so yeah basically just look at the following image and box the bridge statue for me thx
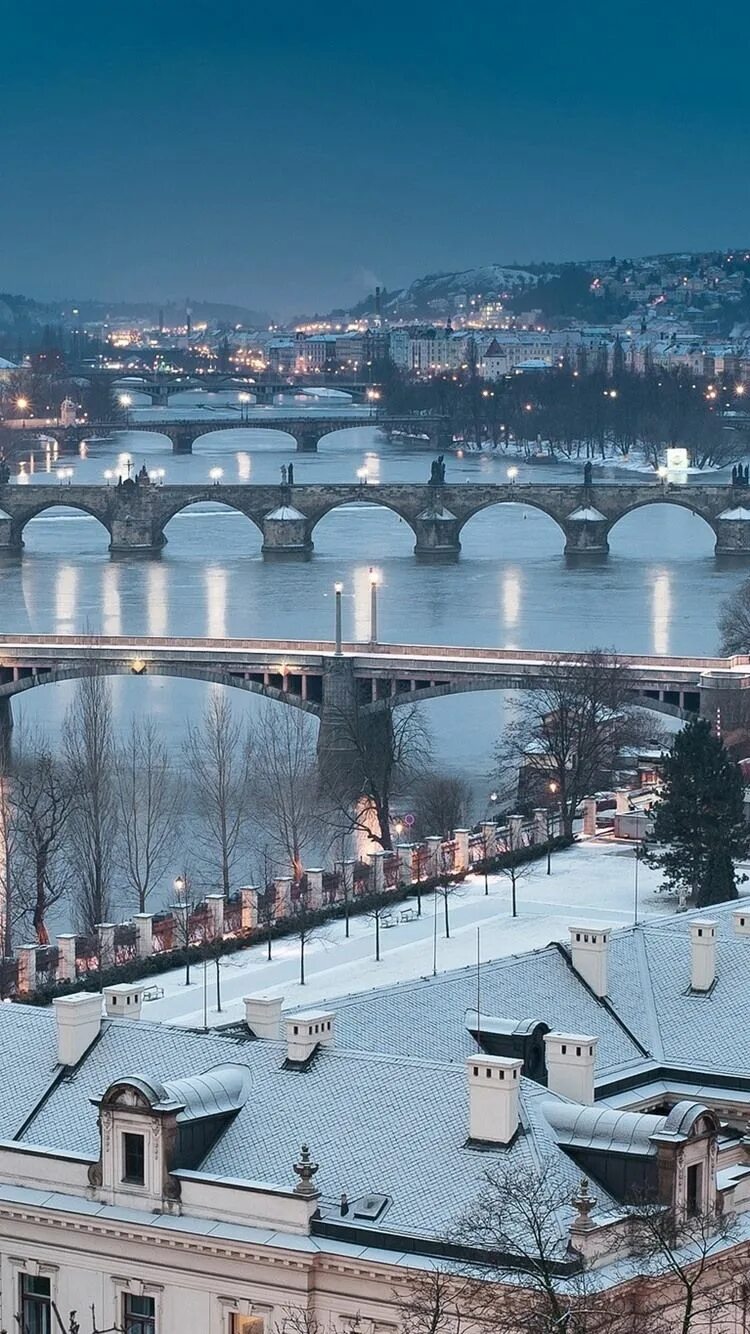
[429,455,446,485]
[583,460,593,488]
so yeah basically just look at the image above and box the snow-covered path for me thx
[137,840,689,1030]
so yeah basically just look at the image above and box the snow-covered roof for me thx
[265,505,305,520]
[567,506,606,522]
[718,507,750,520]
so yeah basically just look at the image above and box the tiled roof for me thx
[0,1003,61,1138]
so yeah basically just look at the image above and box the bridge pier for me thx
[317,657,359,768]
[261,504,313,559]
[295,427,320,453]
[109,516,165,554]
[0,698,13,756]
[169,427,195,454]
[562,508,610,556]
[714,511,750,556]
[413,502,461,561]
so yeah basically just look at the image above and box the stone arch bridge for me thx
[0,478,746,556]
[0,635,744,748]
[1,413,448,457]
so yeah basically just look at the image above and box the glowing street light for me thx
[547,780,559,874]
[209,467,223,485]
[153,467,166,485]
[369,567,380,644]
[103,469,113,484]
[657,464,668,491]
[357,465,368,487]
[507,465,519,485]
[334,582,343,655]
[238,391,251,421]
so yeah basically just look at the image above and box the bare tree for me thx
[288,875,329,985]
[116,717,181,912]
[413,772,472,842]
[250,705,321,880]
[719,578,750,656]
[396,1267,468,1334]
[434,846,462,939]
[13,729,74,944]
[498,651,656,839]
[183,692,252,896]
[0,771,22,957]
[628,1198,743,1334]
[63,673,118,932]
[326,701,432,850]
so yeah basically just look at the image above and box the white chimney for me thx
[690,920,717,992]
[466,1055,523,1145]
[53,992,103,1067]
[286,1010,334,1064]
[569,926,610,998]
[733,909,750,937]
[103,983,143,1020]
[244,994,283,1039]
[544,1033,598,1105]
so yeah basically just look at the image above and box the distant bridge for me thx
[1,414,447,456]
[0,476,745,557]
[0,635,743,742]
[107,374,374,407]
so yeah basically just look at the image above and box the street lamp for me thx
[173,873,192,985]
[238,391,251,421]
[357,466,368,488]
[483,790,498,896]
[507,465,518,486]
[547,780,558,874]
[103,469,113,485]
[369,567,379,644]
[153,467,166,485]
[118,393,132,425]
[16,396,29,427]
[657,464,668,491]
[334,582,343,655]
[209,466,223,485]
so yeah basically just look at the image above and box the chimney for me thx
[734,908,750,936]
[103,983,143,1020]
[544,1033,598,1105]
[53,992,103,1067]
[569,926,610,998]
[466,1056,522,1145]
[286,1010,335,1065]
[244,994,284,1040]
[690,920,717,992]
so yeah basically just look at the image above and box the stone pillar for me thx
[396,843,413,886]
[274,877,292,919]
[425,835,443,877]
[583,797,598,836]
[97,923,116,971]
[206,894,225,940]
[133,913,153,958]
[109,514,163,553]
[240,887,260,930]
[261,505,313,559]
[453,829,470,872]
[295,426,321,453]
[533,809,548,845]
[16,944,37,995]
[0,515,15,549]
[715,513,750,555]
[369,850,386,894]
[57,933,77,983]
[481,821,497,858]
[563,510,609,556]
[306,869,323,910]
[172,902,189,947]
[615,789,630,815]
[413,504,461,560]
[509,814,524,850]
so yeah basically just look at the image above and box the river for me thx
[0,389,742,910]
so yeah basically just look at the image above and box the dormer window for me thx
[122,1132,145,1184]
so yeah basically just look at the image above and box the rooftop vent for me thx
[690,920,717,993]
[244,994,283,1040]
[466,1055,522,1145]
[733,909,750,937]
[286,1010,335,1065]
[569,926,611,998]
[544,1032,598,1105]
[351,1193,389,1221]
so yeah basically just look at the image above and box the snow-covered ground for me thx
[135,839,717,1031]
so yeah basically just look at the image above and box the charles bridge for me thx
[1,413,448,455]
[0,474,747,557]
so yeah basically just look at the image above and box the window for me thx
[20,1274,51,1334]
[123,1293,156,1334]
[122,1132,145,1184]
[686,1163,702,1215]
[230,1318,263,1334]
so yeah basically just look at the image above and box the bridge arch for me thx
[158,496,264,543]
[191,425,297,452]
[0,665,321,716]
[315,423,381,450]
[457,498,568,551]
[309,496,418,546]
[605,497,718,548]
[14,501,113,548]
[364,675,687,719]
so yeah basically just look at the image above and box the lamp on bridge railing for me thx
[57,466,73,486]
[657,464,668,492]
[153,467,166,485]
[103,469,113,485]
[118,393,132,425]
[334,582,343,655]
[238,391,251,421]
[209,467,223,486]
[357,466,368,489]
[16,396,29,426]
[369,567,379,645]
[507,465,519,486]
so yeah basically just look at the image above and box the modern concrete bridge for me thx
[0,476,746,557]
[0,635,743,741]
[109,376,373,407]
[1,413,447,456]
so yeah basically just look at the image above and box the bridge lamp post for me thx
[16,397,29,426]
[368,567,380,645]
[334,582,343,654]
[657,464,668,493]
[118,393,132,425]
[153,467,166,486]
[103,469,113,485]
[507,465,519,487]
[209,467,223,486]
[238,391,251,421]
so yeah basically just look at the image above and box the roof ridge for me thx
[629,930,664,1060]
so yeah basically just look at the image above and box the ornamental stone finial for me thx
[293,1143,320,1198]
[570,1175,597,1232]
